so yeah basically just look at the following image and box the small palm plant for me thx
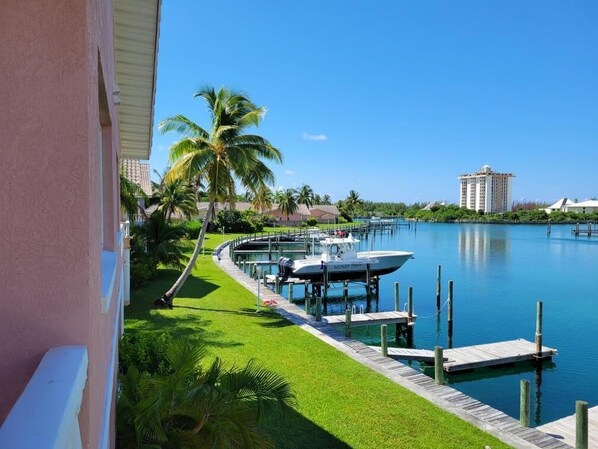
[117,338,295,449]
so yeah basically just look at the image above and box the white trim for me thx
[101,232,122,313]
[98,279,123,449]
[0,346,88,449]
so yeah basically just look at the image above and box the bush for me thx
[119,332,173,376]
[337,216,348,224]
[184,219,202,239]
[130,255,156,289]
[306,218,318,226]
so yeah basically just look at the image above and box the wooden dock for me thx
[370,339,556,372]
[323,311,415,327]
[537,405,598,448]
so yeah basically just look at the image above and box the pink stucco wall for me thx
[0,0,121,447]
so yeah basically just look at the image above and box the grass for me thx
[125,233,511,449]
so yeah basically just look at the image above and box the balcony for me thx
[0,346,88,449]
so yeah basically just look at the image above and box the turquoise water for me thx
[271,223,598,425]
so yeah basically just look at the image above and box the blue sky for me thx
[150,1,598,204]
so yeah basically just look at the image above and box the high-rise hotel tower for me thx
[459,165,515,213]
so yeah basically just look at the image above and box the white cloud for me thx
[302,132,327,141]
[285,169,295,175]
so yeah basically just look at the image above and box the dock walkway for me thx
[537,406,598,448]
[370,339,556,370]
[323,311,414,327]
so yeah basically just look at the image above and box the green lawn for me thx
[125,233,511,449]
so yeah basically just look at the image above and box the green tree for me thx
[120,172,146,220]
[321,194,332,205]
[278,188,298,221]
[297,184,314,208]
[251,185,274,213]
[344,190,363,217]
[140,211,189,270]
[117,339,295,449]
[156,178,198,222]
[157,86,282,306]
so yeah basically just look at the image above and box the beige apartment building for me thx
[459,165,515,213]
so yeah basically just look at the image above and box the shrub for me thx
[119,332,173,376]
[184,219,202,239]
[337,216,348,224]
[306,217,318,226]
[130,255,156,289]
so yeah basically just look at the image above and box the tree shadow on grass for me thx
[266,405,351,449]
[258,316,295,328]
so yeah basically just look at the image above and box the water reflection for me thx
[458,225,509,268]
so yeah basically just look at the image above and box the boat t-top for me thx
[277,233,413,281]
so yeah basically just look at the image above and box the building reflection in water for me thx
[457,225,509,269]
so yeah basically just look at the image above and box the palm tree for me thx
[156,178,198,222]
[120,172,146,220]
[297,184,314,209]
[157,86,282,306]
[117,339,295,449]
[251,185,273,213]
[321,194,332,205]
[136,211,189,270]
[344,190,363,216]
[278,188,298,221]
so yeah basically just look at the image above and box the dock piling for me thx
[407,287,414,346]
[434,346,444,385]
[394,282,399,311]
[436,265,441,310]
[576,400,588,449]
[345,309,352,337]
[535,301,543,357]
[315,296,322,321]
[305,294,311,314]
[288,283,294,303]
[448,280,454,341]
[381,324,388,357]
[520,379,530,427]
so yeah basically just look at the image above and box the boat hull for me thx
[290,251,413,281]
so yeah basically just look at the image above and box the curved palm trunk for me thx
[156,201,214,307]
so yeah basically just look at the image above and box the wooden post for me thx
[304,282,308,299]
[448,280,454,340]
[576,400,588,449]
[520,379,530,427]
[315,296,322,321]
[407,287,414,346]
[345,309,352,337]
[365,264,371,299]
[381,324,388,357]
[305,294,311,314]
[343,281,349,300]
[323,265,328,300]
[268,238,272,259]
[263,273,267,287]
[436,265,441,310]
[288,283,294,303]
[535,301,543,357]
[434,346,444,385]
[394,282,399,311]
[242,260,246,273]
[275,275,280,294]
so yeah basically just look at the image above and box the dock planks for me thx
[323,311,415,327]
[443,339,556,372]
[370,339,557,372]
[537,405,598,448]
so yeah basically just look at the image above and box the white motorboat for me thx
[277,234,413,281]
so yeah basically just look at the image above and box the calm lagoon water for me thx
[273,223,598,425]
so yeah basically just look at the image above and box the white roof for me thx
[547,198,575,209]
[568,200,598,208]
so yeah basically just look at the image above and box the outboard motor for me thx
[277,257,294,281]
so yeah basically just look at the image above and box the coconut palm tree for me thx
[344,190,363,216]
[120,172,146,220]
[251,185,274,213]
[117,339,295,449]
[156,86,282,306]
[278,188,298,221]
[297,184,314,209]
[321,194,332,205]
[156,178,198,222]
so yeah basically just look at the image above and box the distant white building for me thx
[565,200,598,215]
[459,165,514,213]
[544,198,575,214]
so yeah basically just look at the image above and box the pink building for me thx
[0,1,161,448]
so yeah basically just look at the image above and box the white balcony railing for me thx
[0,346,88,449]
